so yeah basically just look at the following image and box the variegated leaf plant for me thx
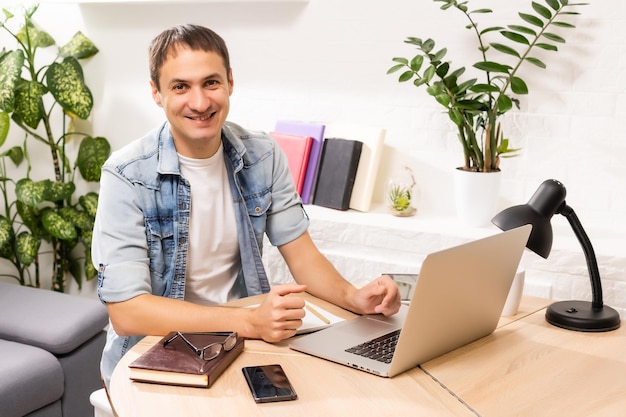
[0,4,110,292]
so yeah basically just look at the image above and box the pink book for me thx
[274,121,326,204]
[270,131,313,195]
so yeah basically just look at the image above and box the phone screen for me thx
[242,364,298,403]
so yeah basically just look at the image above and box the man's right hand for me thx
[248,283,308,342]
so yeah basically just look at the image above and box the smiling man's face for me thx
[150,45,234,158]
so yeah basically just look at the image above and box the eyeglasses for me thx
[163,331,238,361]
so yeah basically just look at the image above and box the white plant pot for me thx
[454,168,502,227]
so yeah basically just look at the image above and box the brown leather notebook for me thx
[128,332,245,388]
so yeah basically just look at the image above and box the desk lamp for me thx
[491,179,620,332]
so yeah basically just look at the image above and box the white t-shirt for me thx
[178,143,241,305]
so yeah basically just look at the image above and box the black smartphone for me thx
[242,364,298,403]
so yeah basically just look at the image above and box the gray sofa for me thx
[0,281,108,417]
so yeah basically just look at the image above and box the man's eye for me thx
[205,80,218,87]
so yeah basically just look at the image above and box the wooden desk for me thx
[421,307,626,417]
[109,295,557,417]
[109,293,474,416]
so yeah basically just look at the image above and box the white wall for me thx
[3,1,625,304]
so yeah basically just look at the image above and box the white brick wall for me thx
[5,1,623,309]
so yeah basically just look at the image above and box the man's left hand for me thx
[353,275,401,316]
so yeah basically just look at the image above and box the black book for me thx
[313,138,363,210]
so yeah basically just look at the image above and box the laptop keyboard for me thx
[344,329,401,363]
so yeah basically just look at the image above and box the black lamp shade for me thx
[492,205,553,258]
[492,179,566,258]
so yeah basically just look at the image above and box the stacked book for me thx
[272,120,386,212]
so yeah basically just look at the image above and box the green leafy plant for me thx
[386,166,416,216]
[387,0,586,172]
[388,184,412,212]
[0,4,110,292]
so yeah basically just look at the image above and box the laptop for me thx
[289,225,531,377]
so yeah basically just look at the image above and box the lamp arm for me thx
[559,204,603,309]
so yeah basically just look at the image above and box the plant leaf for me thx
[434,93,451,107]
[16,178,50,207]
[510,77,529,94]
[0,112,9,146]
[13,79,46,129]
[409,55,424,72]
[490,43,520,58]
[457,99,486,111]
[473,61,511,73]
[469,8,493,14]
[76,136,111,181]
[17,21,55,49]
[423,65,436,82]
[387,63,405,74]
[497,94,513,113]
[551,21,576,28]
[16,200,42,236]
[448,108,463,126]
[500,31,530,45]
[532,1,553,19]
[79,192,99,217]
[46,57,93,119]
[436,62,450,77]
[545,0,560,11]
[470,83,500,93]
[58,31,99,59]
[457,78,477,94]
[59,206,94,230]
[507,25,537,36]
[543,32,566,43]
[0,50,24,113]
[480,25,505,35]
[42,210,77,240]
[432,48,447,62]
[519,12,544,27]
[403,37,423,46]
[0,215,15,259]
[45,181,76,202]
[422,38,435,53]
[1,145,24,166]
[398,70,414,82]
[525,57,547,68]
[16,231,40,266]
[535,43,559,51]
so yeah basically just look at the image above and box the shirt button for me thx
[255,207,261,213]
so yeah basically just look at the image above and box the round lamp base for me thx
[545,300,621,332]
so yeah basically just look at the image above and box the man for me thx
[92,24,400,389]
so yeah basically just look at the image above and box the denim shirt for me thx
[93,121,309,388]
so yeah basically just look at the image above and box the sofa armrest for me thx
[0,282,109,355]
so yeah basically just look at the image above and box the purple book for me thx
[274,120,326,204]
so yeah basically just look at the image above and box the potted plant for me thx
[386,165,417,217]
[387,0,586,225]
[0,4,111,292]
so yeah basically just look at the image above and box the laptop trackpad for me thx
[341,316,399,338]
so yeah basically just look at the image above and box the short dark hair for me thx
[148,24,231,91]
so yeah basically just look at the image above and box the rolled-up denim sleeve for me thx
[265,142,310,247]
[92,167,152,303]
